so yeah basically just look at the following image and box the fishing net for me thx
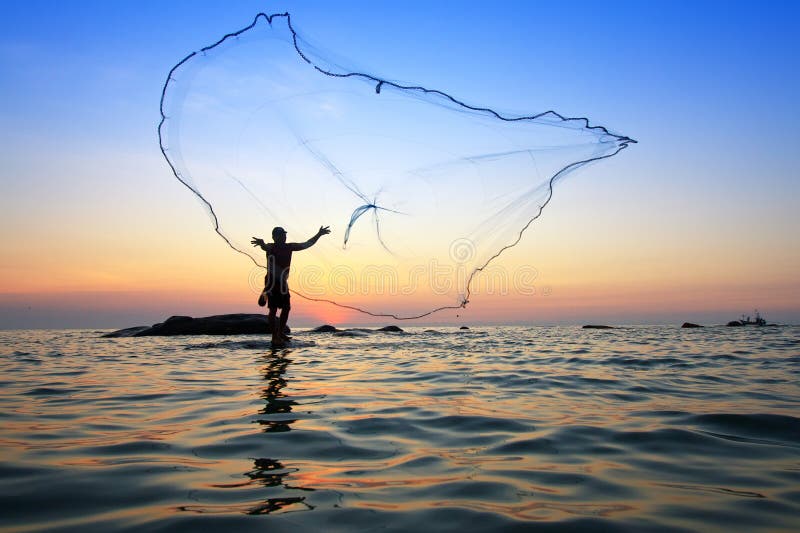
[159,13,635,319]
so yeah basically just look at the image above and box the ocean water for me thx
[1,325,799,532]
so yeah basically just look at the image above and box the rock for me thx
[313,325,403,334]
[681,322,703,328]
[334,329,369,337]
[102,313,284,337]
[311,324,339,333]
[459,326,470,330]
[727,320,744,327]
[165,315,192,324]
[582,325,614,329]
[102,326,149,338]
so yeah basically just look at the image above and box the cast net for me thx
[159,13,635,319]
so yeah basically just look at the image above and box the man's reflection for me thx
[247,353,314,514]
[255,352,297,432]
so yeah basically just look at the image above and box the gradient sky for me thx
[1,0,798,328]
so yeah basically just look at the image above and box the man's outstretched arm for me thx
[250,237,268,250]
[292,226,331,251]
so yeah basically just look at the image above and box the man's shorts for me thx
[265,276,291,310]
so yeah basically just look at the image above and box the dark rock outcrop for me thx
[103,326,150,338]
[311,324,339,333]
[103,317,407,338]
[334,329,370,337]
[459,326,470,330]
[582,325,614,329]
[103,314,281,337]
[313,324,404,334]
[681,322,703,328]
[312,324,404,333]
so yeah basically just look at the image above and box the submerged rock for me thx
[164,315,192,324]
[102,326,150,338]
[334,329,370,337]
[681,322,703,328]
[582,325,614,329]
[311,324,339,333]
[311,324,403,334]
[102,314,288,337]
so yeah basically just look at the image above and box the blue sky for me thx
[1,0,798,328]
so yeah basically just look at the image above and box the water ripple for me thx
[1,326,799,531]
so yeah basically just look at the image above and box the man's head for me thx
[271,226,287,244]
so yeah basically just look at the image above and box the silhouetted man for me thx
[251,225,330,347]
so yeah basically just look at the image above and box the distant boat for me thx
[727,310,767,327]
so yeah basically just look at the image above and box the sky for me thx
[1,0,798,329]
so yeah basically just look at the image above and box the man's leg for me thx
[268,307,280,344]
[278,307,290,340]
[258,275,269,307]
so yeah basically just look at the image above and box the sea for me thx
[1,325,799,532]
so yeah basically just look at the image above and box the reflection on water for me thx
[250,354,314,514]
[0,326,799,531]
[255,354,296,432]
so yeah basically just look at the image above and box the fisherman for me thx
[251,225,331,346]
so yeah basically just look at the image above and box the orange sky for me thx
[2,182,797,329]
